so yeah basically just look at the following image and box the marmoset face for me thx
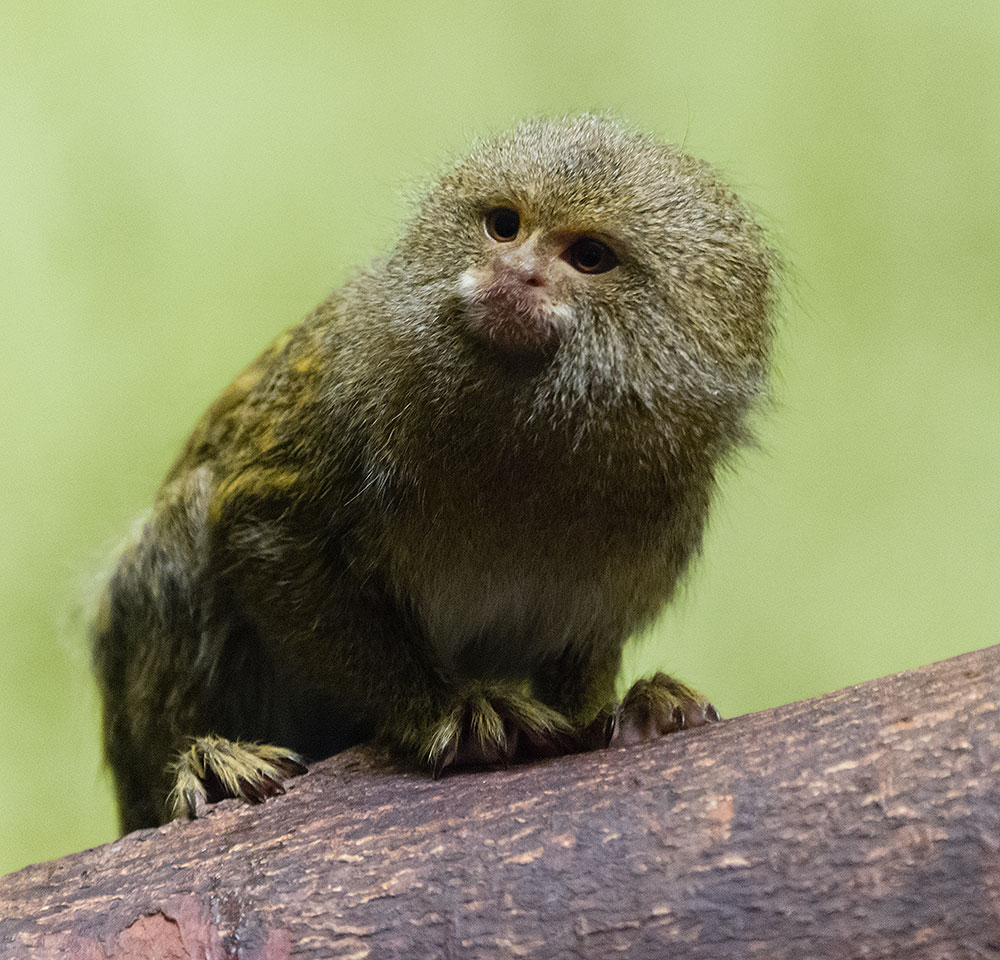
[456,201,623,355]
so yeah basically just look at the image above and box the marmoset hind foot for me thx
[612,672,720,746]
[169,736,308,819]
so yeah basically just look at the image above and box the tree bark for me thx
[2,645,998,959]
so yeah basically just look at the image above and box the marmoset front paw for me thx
[613,672,720,746]
[416,684,576,777]
[168,735,307,819]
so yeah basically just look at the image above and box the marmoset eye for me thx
[484,207,521,242]
[565,237,618,274]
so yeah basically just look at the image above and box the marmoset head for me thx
[394,114,776,389]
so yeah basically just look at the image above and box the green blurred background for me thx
[2,1,998,875]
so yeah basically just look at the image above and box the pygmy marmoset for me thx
[92,114,778,833]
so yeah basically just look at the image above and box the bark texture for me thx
[2,645,998,959]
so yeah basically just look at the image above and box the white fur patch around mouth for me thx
[457,269,573,322]
[456,269,572,354]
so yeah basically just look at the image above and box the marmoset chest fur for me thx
[93,114,778,833]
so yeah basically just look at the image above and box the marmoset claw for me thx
[168,735,307,819]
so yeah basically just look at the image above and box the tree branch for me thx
[2,645,999,959]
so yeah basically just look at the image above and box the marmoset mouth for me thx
[457,270,569,356]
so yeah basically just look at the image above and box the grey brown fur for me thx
[92,115,778,833]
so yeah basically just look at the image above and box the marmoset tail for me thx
[92,114,778,833]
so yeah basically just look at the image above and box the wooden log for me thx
[2,645,998,959]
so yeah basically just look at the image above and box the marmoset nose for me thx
[499,245,548,288]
